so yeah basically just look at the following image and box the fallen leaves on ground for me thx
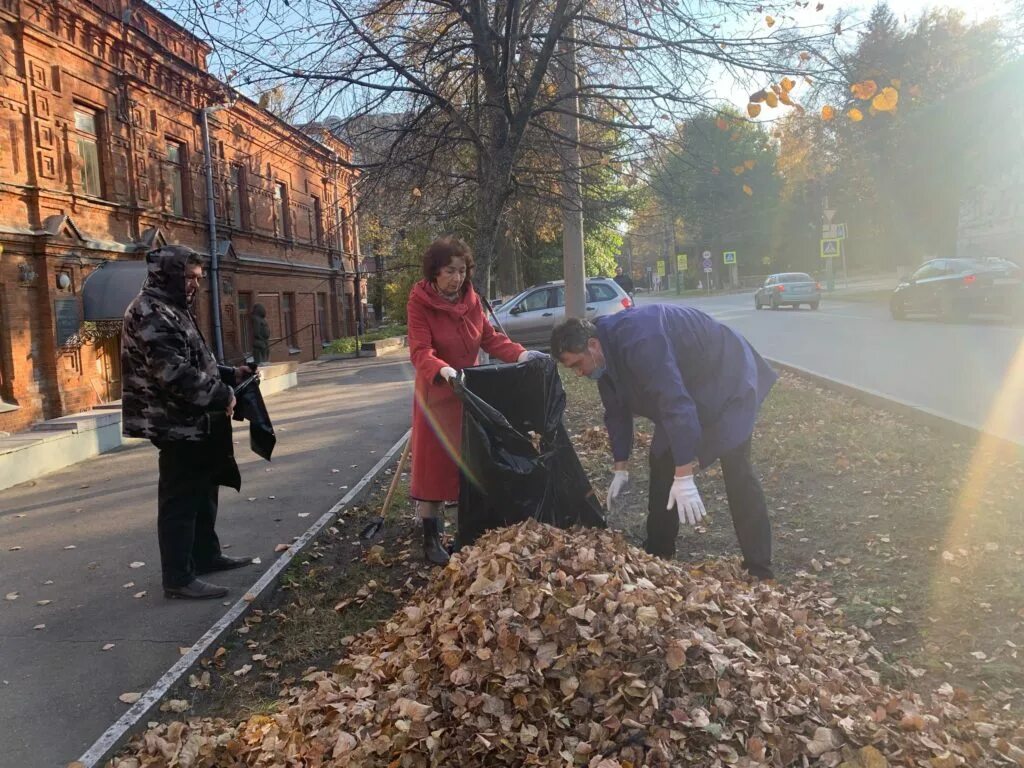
[113,521,1023,767]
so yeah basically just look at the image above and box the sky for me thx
[822,0,1003,23]
[723,0,1009,113]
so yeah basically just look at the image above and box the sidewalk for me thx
[0,355,413,768]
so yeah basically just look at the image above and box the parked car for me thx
[890,258,1023,322]
[491,278,633,348]
[754,273,822,310]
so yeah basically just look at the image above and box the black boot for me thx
[422,518,450,566]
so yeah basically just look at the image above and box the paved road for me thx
[638,291,1024,446]
[0,356,413,768]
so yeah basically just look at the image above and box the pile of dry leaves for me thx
[113,521,1024,768]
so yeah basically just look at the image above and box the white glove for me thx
[667,475,707,526]
[518,350,547,363]
[607,470,629,512]
[439,366,458,383]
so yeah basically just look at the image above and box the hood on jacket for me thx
[142,245,198,309]
[409,278,477,317]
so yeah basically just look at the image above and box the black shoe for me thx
[163,579,229,600]
[196,555,254,575]
[422,518,450,566]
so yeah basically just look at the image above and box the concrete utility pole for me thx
[558,18,586,319]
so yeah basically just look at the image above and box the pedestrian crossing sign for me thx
[820,238,840,258]
[723,251,736,265]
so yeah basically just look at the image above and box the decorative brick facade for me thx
[0,0,363,433]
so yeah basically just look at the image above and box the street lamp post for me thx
[199,99,235,362]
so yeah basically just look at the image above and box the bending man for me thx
[550,305,777,579]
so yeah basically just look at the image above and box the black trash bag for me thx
[232,375,277,461]
[454,357,605,548]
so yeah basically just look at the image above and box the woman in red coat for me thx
[407,236,542,563]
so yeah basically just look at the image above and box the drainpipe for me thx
[199,100,233,361]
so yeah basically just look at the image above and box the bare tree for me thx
[162,0,843,288]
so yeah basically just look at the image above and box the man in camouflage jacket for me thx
[122,245,254,600]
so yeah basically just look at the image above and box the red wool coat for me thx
[407,280,525,501]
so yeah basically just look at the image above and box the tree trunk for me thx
[473,148,514,299]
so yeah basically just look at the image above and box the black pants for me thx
[154,439,223,588]
[646,438,773,579]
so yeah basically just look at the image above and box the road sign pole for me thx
[826,256,835,292]
[841,238,848,288]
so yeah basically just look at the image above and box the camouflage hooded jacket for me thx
[121,246,233,441]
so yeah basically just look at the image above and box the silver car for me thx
[491,278,633,348]
[754,272,822,310]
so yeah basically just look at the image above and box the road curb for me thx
[75,429,411,768]
[766,358,1023,452]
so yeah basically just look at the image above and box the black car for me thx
[890,258,1023,322]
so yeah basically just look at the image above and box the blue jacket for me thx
[595,304,777,467]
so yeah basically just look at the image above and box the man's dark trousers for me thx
[154,438,223,588]
[645,437,773,579]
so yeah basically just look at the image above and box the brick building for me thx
[0,0,363,433]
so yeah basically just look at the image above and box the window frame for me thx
[273,181,291,240]
[587,282,619,302]
[165,138,188,217]
[227,163,248,230]
[282,292,296,348]
[237,291,253,355]
[515,288,553,313]
[311,195,324,245]
[316,291,329,343]
[73,105,104,198]
[912,261,946,281]
[0,292,12,406]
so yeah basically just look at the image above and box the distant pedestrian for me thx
[407,236,545,564]
[550,305,777,580]
[121,245,254,600]
[251,303,270,364]
[613,265,635,296]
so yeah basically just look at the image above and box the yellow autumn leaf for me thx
[742,184,753,196]
[872,86,899,113]
[821,105,835,121]
[766,15,775,28]
[779,90,794,106]
[744,159,756,170]
[850,79,878,100]
[747,103,762,118]
[733,165,745,176]
[781,77,796,92]
[848,108,864,122]
[765,91,779,108]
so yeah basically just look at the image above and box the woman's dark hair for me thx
[422,236,475,290]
